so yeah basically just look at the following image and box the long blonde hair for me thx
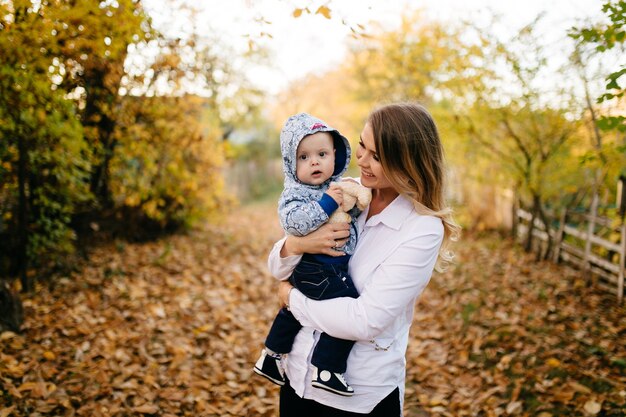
[368,102,460,271]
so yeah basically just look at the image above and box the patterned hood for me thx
[280,113,351,187]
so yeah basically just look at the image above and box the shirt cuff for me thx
[268,236,303,280]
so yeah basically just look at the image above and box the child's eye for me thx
[298,155,308,161]
[319,151,327,157]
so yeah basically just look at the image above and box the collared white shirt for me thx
[267,193,444,414]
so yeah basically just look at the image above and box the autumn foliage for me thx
[0,1,235,289]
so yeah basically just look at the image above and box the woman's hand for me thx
[280,222,350,258]
[278,281,294,308]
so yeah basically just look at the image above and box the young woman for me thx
[267,102,460,416]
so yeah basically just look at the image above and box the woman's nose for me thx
[357,152,367,167]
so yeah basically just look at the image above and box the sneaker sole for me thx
[253,366,286,386]
[311,381,354,397]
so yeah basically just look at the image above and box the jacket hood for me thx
[280,113,351,186]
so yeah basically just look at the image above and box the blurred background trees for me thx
[0,0,261,290]
[0,0,624,292]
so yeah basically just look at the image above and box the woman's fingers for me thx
[322,223,349,256]
[332,223,350,241]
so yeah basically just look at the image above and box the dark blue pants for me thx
[280,380,402,416]
[264,259,359,373]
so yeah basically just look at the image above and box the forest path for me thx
[1,201,624,416]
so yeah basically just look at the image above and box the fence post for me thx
[584,194,599,273]
[619,221,625,304]
[552,209,566,264]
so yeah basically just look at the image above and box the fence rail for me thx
[517,208,625,303]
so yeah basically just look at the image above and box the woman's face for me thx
[356,122,394,191]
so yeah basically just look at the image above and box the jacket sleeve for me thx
[288,227,443,341]
[279,192,334,236]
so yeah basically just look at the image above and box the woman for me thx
[267,102,459,416]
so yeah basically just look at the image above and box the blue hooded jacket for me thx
[278,113,359,256]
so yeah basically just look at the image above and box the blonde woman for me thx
[267,102,460,416]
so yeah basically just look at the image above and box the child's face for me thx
[295,132,336,186]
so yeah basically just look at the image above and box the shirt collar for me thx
[362,194,415,231]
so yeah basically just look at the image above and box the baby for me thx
[254,113,365,396]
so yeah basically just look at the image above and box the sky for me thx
[142,0,606,96]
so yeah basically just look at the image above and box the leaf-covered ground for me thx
[1,201,625,416]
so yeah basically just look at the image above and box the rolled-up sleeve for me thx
[288,229,443,341]
[267,236,302,281]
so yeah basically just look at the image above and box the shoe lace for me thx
[335,373,349,386]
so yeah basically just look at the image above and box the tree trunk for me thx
[88,115,117,209]
[511,189,519,239]
[534,194,553,261]
[525,206,535,253]
[17,135,31,292]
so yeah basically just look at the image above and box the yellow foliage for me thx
[315,6,331,19]
[110,94,228,228]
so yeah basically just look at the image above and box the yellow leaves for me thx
[546,357,561,367]
[124,194,141,207]
[42,351,56,360]
[292,6,331,19]
[192,323,214,335]
[17,381,56,399]
[315,5,331,19]
[110,95,227,228]
[1,352,27,378]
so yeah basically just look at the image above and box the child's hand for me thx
[326,183,343,207]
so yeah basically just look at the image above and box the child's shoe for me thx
[253,349,286,386]
[311,367,354,396]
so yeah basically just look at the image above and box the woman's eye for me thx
[373,154,380,162]
[358,141,365,148]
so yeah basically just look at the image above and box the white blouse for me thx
[267,194,444,414]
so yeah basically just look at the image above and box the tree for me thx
[570,1,626,218]
[452,19,588,253]
[109,94,229,236]
[52,0,153,208]
[0,0,91,290]
[346,11,486,108]
[571,1,626,133]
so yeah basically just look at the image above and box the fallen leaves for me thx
[1,206,624,416]
[1,201,284,416]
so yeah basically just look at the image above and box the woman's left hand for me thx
[278,281,294,308]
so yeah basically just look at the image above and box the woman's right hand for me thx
[280,222,351,258]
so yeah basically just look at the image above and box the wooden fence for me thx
[517,208,625,303]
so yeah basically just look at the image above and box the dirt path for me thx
[1,202,624,416]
